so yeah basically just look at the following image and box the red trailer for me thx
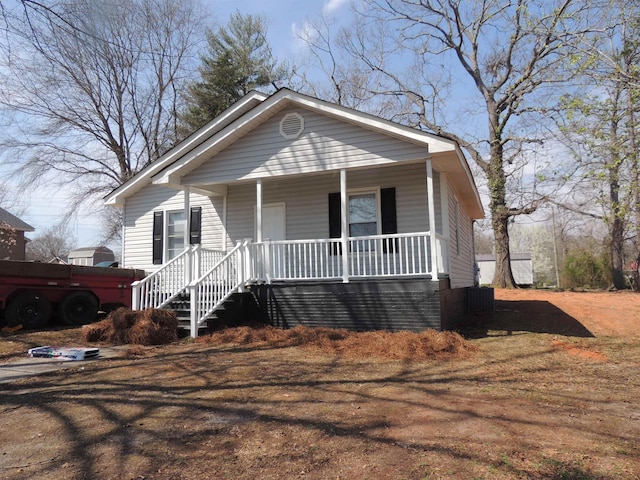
[0,260,145,329]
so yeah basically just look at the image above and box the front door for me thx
[260,203,286,241]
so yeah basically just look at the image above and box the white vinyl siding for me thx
[448,188,474,288]
[182,106,427,185]
[122,184,225,272]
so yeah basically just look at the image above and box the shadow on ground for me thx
[460,299,595,338]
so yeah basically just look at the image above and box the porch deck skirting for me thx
[249,278,466,332]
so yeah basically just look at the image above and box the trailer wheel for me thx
[6,292,52,329]
[59,292,99,325]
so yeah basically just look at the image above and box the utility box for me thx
[466,287,495,312]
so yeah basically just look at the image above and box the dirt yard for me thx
[1,289,639,479]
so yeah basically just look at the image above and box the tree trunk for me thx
[487,105,517,288]
[609,156,625,289]
[611,215,626,289]
[493,210,517,288]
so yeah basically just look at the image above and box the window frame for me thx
[347,187,381,238]
[165,210,187,261]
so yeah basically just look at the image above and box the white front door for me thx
[259,203,286,241]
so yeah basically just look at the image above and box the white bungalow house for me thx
[105,89,484,337]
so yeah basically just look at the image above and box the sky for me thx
[4,0,355,251]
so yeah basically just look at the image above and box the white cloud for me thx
[291,19,318,53]
[323,0,349,16]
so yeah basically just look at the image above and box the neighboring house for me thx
[0,207,34,261]
[476,253,534,287]
[68,246,116,266]
[105,89,484,337]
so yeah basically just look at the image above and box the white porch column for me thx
[183,186,192,283]
[426,153,439,281]
[183,186,191,243]
[340,168,349,283]
[221,194,228,252]
[256,179,263,243]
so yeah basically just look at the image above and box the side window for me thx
[166,211,186,260]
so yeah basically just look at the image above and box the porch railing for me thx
[189,240,248,336]
[132,232,450,338]
[131,245,226,310]
[250,232,445,282]
[249,238,343,281]
[348,232,431,277]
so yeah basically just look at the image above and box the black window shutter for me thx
[381,187,398,253]
[152,211,163,265]
[189,206,202,245]
[328,192,342,254]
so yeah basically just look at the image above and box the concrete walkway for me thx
[0,347,126,384]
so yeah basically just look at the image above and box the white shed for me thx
[476,253,534,286]
[67,246,115,266]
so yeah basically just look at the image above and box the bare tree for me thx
[304,0,602,287]
[557,2,640,290]
[0,0,207,240]
[25,223,75,262]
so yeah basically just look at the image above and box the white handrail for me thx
[189,241,248,337]
[131,245,226,311]
[131,248,191,310]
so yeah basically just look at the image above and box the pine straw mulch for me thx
[81,308,178,346]
[78,307,477,360]
[197,325,478,361]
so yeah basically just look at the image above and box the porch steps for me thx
[164,291,264,331]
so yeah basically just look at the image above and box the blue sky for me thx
[10,0,354,251]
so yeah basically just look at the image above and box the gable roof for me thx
[0,206,34,232]
[105,88,483,218]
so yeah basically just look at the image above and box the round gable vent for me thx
[279,112,304,140]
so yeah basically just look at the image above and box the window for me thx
[349,193,378,237]
[328,188,396,255]
[166,211,186,260]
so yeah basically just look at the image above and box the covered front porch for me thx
[132,229,450,337]
[133,156,455,337]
